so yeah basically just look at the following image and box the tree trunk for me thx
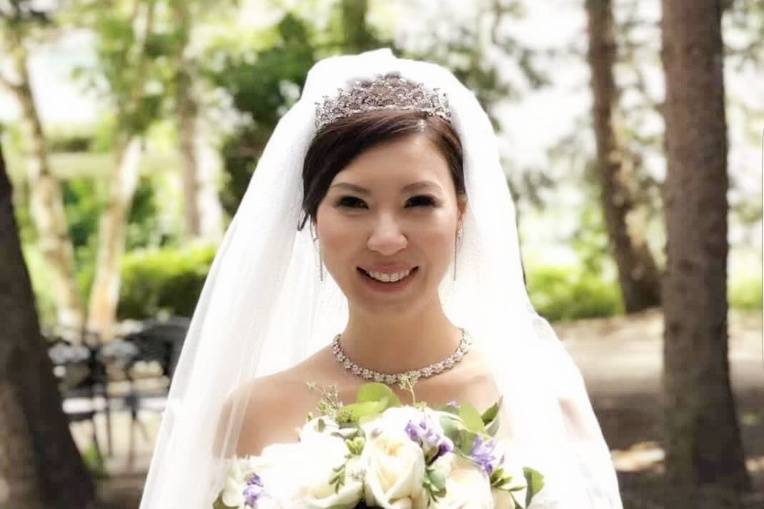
[174,1,223,242]
[8,38,84,328]
[0,143,94,509]
[86,137,142,339]
[660,1,750,507]
[341,0,375,53]
[585,0,662,313]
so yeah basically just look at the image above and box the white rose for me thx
[430,455,493,509]
[258,432,363,509]
[221,456,282,509]
[360,417,428,509]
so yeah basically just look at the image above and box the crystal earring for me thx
[310,222,324,282]
[453,225,463,281]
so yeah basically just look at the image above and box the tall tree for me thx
[0,141,94,509]
[660,1,750,507]
[585,0,662,312]
[340,0,377,52]
[170,0,224,242]
[84,0,160,338]
[0,1,84,328]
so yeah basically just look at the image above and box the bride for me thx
[139,50,623,508]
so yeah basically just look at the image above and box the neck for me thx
[339,297,461,374]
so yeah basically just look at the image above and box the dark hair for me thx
[298,109,465,230]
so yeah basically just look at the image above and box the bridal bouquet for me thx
[214,382,544,509]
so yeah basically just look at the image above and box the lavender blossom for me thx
[469,436,501,475]
[243,473,264,508]
[405,415,453,462]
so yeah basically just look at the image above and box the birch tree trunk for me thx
[661,1,750,507]
[86,137,142,339]
[585,0,662,313]
[5,37,83,328]
[174,0,223,242]
[86,0,158,339]
[0,142,94,509]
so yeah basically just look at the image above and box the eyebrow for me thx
[329,181,443,194]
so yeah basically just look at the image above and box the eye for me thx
[405,195,437,207]
[336,196,368,209]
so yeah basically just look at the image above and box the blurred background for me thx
[0,0,761,508]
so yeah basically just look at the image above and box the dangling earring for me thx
[453,224,463,281]
[310,222,324,282]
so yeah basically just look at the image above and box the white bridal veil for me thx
[139,49,623,509]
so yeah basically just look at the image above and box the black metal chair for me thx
[48,336,110,460]
[104,316,190,468]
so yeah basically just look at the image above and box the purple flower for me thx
[469,436,501,475]
[405,416,454,462]
[243,473,264,508]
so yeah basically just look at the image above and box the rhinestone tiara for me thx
[314,72,452,131]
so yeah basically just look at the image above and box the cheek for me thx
[316,208,358,266]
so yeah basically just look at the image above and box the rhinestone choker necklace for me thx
[331,329,472,385]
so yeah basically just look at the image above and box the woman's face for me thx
[316,134,465,316]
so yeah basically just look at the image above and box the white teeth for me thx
[367,268,412,283]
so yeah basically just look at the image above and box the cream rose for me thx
[360,418,428,509]
[429,455,493,509]
[238,427,362,509]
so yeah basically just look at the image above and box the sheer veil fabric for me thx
[139,49,623,509]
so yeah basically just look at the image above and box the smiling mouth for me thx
[357,267,419,283]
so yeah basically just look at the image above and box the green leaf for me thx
[336,401,387,424]
[212,494,236,509]
[481,399,501,424]
[439,413,465,444]
[427,468,447,492]
[458,404,486,434]
[456,429,479,456]
[523,467,545,507]
[481,398,502,436]
[356,383,401,407]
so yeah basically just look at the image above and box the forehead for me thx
[333,135,452,187]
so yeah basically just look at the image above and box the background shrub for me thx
[526,264,624,322]
[117,244,216,320]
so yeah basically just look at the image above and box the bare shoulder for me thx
[228,349,336,456]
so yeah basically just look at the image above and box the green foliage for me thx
[729,275,762,310]
[206,13,317,215]
[62,177,103,249]
[526,264,623,322]
[117,244,216,319]
[62,174,171,299]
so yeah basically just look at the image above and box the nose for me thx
[367,214,407,256]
